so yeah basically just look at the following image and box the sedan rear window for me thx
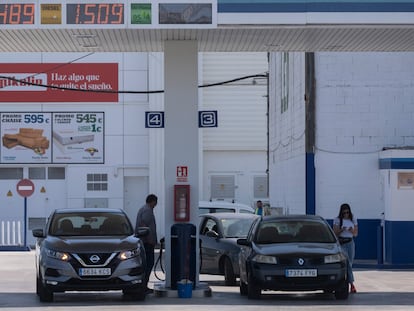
[49,212,133,236]
[221,218,256,238]
[255,220,336,244]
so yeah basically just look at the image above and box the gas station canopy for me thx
[1,0,414,52]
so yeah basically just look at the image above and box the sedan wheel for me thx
[334,280,349,300]
[122,286,146,301]
[247,273,261,299]
[224,257,236,286]
[37,275,53,302]
[239,279,248,296]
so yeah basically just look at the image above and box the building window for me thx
[29,167,46,180]
[0,167,65,180]
[281,52,289,114]
[87,173,108,191]
[253,175,268,198]
[48,167,65,180]
[0,168,23,179]
[210,175,235,200]
[29,217,47,230]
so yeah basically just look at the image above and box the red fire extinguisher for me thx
[174,185,190,221]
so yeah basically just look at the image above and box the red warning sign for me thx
[176,166,188,182]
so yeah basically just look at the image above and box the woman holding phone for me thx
[333,203,358,293]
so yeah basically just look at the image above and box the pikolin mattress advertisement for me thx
[1,112,104,164]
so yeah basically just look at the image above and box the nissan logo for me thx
[298,258,305,265]
[89,254,101,264]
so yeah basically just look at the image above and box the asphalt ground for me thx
[1,250,414,311]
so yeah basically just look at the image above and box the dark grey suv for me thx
[32,208,149,302]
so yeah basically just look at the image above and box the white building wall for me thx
[0,51,268,246]
[201,52,268,150]
[315,52,414,220]
[269,52,306,214]
[147,52,165,239]
[203,151,266,206]
[200,52,268,207]
[0,52,152,246]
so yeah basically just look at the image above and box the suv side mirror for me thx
[32,228,45,238]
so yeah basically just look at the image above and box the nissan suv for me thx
[32,208,148,302]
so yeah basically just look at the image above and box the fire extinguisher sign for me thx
[176,166,188,182]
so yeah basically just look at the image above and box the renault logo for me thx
[89,254,101,264]
[298,258,305,265]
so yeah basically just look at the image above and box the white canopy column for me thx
[163,41,200,289]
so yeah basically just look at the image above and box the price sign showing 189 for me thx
[0,4,35,25]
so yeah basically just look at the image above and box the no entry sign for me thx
[16,179,35,197]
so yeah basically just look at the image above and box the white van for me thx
[198,200,255,214]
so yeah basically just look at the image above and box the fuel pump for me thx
[169,185,196,289]
[154,237,166,281]
[170,223,196,289]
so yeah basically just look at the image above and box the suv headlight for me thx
[119,248,141,260]
[324,253,345,264]
[45,248,70,261]
[252,254,277,264]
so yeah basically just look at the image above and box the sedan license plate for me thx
[79,268,111,276]
[285,269,317,277]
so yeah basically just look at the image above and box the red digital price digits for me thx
[68,3,124,24]
[0,4,35,25]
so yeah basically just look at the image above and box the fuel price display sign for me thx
[0,4,35,25]
[66,3,124,24]
[0,1,217,28]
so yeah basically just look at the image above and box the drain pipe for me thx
[266,53,270,200]
[305,53,316,215]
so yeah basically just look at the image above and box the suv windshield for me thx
[49,212,133,236]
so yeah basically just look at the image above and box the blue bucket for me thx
[177,280,192,298]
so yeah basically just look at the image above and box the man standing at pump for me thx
[135,194,158,294]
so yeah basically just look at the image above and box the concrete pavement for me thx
[1,250,414,311]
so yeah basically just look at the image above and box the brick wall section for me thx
[315,52,414,219]
[269,52,306,214]
[269,52,414,219]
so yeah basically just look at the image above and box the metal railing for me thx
[1,220,22,246]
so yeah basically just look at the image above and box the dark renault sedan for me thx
[32,208,149,302]
[199,213,259,285]
[237,215,349,299]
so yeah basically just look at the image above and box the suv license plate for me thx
[79,268,111,276]
[285,269,317,277]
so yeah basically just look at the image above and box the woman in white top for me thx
[333,203,358,293]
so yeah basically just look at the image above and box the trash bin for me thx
[171,223,196,290]
[177,279,193,298]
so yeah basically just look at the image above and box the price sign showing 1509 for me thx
[66,3,124,24]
